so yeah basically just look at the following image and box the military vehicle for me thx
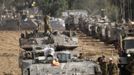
[118,22,134,75]
[104,23,120,43]
[92,19,106,40]
[64,10,88,30]
[20,46,102,75]
[19,44,55,75]
[53,31,78,49]
[65,15,77,30]
[0,8,19,30]
[19,30,78,49]
[19,32,53,48]
[50,18,65,31]
[19,14,102,75]
[19,30,102,75]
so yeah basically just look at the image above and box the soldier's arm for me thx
[114,63,119,74]
[107,64,110,74]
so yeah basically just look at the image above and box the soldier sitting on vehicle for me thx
[20,33,25,38]
[78,53,84,59]
[33,29,39,37]
[51,58,60,66]
[23,51,32,59]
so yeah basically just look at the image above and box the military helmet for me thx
[44,15,50,21]
[46,15,50,19]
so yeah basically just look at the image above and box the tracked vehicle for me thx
[19,31,101,75]
[118,22,134,75]
[19,16,101,75]
[20,45,101,75]
[19,30,78,49]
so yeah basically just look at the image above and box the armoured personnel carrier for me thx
[63,10,88,30]
[19,30,78,50]
[19,30,102,75]
[105,23,120,43]
[117,22,134,75]
[20,46,101,75]
[19,15,102,75]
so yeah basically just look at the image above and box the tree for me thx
[39,0,68,17]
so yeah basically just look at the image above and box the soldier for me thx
[44,15,52,33]
[99,57,108,75]
[108,58,118,75]
[102,55,106,61]
[51,58,60,66]
[20,33,25,38]
[78,53,84,59]
[126,60,134,75]
[33,29,39,37]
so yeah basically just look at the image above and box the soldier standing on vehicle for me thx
[44,15,52,33]
[108,58,118,75]
[126,60,134,75]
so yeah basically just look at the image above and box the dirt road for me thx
[0,31,21,75]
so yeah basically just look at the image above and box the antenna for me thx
[130,0,132,20]
[119,0,123,22]
[127,0,132,20]
[122,0,125,19]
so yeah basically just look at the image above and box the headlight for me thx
[127,54,131,57]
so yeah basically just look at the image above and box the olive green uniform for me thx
[108,63,118,75]
[126,62,134,75]
[99,62,108,75]
[44,15,52,33]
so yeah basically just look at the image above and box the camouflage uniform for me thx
[44,15,52,33]
[99,61,108,75]
[126,61,134,75]
[108,63,118,75]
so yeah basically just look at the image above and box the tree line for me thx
[0,0,133,20]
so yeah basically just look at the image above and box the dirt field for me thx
[0,31,21,75]
[77,31,119,62]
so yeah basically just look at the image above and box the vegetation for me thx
[40,0,68,17]
[0,0,133,20]
[109,0,134,21]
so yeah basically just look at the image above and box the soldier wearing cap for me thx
[108,58,118,75]
[99,56,108,75]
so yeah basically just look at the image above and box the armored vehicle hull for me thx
[22,61,101,75]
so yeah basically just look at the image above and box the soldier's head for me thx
[109,58,113,63]
[97,57,103,62]
[102,59,106,63]
[79,53,83,56]
[44,15,50,21]
[102,55,105,58]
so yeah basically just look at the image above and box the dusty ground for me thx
[0,31,21,75]
[0,31,118,75]
[77,31,119,62]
